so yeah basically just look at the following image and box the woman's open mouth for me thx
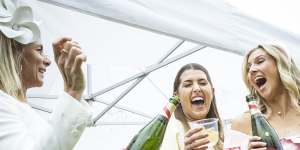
[255,76,267,90]
[191,97,204,105]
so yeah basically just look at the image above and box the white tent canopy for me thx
[18,0,300,149]
[38,0,300,58]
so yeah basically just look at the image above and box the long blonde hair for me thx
[242,44,300,116]
[0,32,25,100]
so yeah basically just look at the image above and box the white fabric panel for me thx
[18,0,300,149]
[39,0,300,59]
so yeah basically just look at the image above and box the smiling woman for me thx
[21,43,51,89]
[160,63,224,150]
[231,44,300,150]
[0,1,91,150]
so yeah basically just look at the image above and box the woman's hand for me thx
[53,37,87,100]
[248,136,267,150]
[184,127,210,150]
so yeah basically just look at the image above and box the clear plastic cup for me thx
[189,118,219,149]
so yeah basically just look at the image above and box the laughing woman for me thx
[0,1,91,150]
[160,63,224,150]
[231,44,300,149]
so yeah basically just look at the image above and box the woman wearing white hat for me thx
[0,0,91,150]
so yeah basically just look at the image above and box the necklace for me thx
[277,111,282,115]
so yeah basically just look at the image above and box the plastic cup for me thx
[189,118,219,149]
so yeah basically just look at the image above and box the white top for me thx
[0,90,92,150]
[160,114,186,150]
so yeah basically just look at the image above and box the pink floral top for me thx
[281,136,300,150]
[225,129,300,149]
[225,135,300,150]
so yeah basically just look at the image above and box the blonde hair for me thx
[0,32,25,100]
[242,44,300,116]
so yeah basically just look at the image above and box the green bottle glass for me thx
[246,95,283,150]
[124,96,180,150]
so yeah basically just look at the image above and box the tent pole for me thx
[28,97,154,119]
[87,43,207,99]
[86,64,93,97]
[93,98,154,119]
[86,40,184,100]
[92,44,207,125]
[91,40,185,125]
[145,76,168,100]
[27,43,207,124]
[29,102,52,113]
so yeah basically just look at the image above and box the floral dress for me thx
[225,129,300,150]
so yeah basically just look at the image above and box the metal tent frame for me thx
[29,40,209,126]
[27,0,246,126]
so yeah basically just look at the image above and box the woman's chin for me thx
[30,81,44,88]
[191,111,207,120]
[37,81,44,87]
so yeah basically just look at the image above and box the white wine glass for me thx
[189,118,219,149]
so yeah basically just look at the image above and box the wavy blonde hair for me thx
[0,32,25,100]
[242,44,300,116]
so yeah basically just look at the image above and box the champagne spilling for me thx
[124,96,180,150]
[246,95,283,150]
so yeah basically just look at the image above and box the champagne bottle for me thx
[124,96,180,150]
[246,95,283,150]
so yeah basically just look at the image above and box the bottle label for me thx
[162,102,176,120]
[248,101,260,114]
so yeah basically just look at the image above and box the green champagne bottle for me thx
[124,96,180,150]
[246,95,283,150]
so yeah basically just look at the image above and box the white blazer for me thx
[0,90,92,150]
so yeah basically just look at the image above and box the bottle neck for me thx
[247,101,261,115]
[161,97,179,120]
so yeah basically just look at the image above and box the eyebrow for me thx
[183,78,207,82]
[248,54,266,63]
[246,54,268,69]
[255,55,266,59]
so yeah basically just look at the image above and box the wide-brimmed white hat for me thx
[0,0,41,44]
